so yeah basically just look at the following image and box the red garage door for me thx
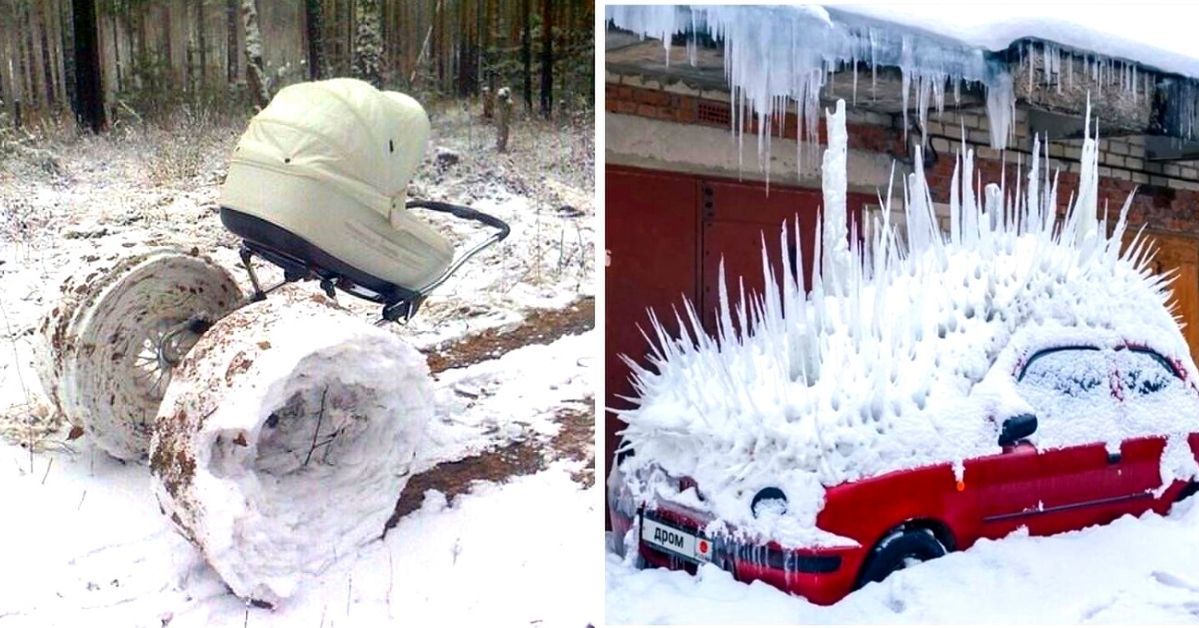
[605,167,700,485]
[605,166,868,524]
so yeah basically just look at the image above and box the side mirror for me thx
[998,413,1037,447]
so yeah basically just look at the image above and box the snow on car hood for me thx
[616,99,1199,547]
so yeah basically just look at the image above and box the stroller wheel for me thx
[36,247,241,460]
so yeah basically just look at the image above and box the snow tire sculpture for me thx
[150,287,433,604]
[35,247,241,460]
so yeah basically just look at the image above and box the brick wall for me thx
[606,79,1199,237]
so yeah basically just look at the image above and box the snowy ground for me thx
[0,107,598,625]
[606,497,1199,624]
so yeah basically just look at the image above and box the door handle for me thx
[1107,451,1122,464]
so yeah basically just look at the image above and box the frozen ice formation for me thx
[607,5,1199,178]
[616,98,1199,547]
[150,286,433,604]
[608,3,1006,179]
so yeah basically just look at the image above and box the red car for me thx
[609,342,1199,605]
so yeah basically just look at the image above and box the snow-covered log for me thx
[149,286,433,604]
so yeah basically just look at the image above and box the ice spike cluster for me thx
[617,98,1198,546]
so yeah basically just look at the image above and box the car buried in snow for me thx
[609,339,1199,604]
[607,101,1199,606]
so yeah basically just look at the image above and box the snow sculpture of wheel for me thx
[149,286,434,605]
[35,247,242,460]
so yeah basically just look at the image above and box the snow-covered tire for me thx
[35,246,241,460]
[855,527,947,589]
[1172,482,1199,511]
[149,286,434,605]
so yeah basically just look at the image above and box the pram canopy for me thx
[220,78,453,292]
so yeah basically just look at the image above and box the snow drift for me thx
[150,286,433,604]
[615,98,1199,547]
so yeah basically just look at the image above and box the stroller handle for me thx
[406,200,512,241]
[406,199,511,296]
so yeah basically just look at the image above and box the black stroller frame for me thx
[230,199,512,324]
[156,199,510,371]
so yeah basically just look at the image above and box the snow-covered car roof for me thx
[616,100,1199,547]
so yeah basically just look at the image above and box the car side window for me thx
[1114,349,1176,398]
[1017,347,1108,397]
[1015,347,1116,445]
[1112,348,1193,434]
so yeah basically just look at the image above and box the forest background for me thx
[0,0,595,131]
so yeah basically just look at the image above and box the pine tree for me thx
[352,0,383,87]
[71,0,104,131]
[304,0,326,80]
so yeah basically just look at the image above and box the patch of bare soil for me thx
[424,297,593,373]
[385,401,594,533]
[384,294,595,533]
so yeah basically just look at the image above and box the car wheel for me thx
[1171,482,1199,512]
[856,528,947,589]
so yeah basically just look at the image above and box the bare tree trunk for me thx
[539,0,552,118]
[41,0,62,112]
[520,0,531,111]
[16,3,33,120]
[0,5,14,124]
[163,2,176,89]
[304,0,326,80]
[241,0,269,108]
[226,0,238,84]
[196,0,208,89]
[27,4,46,115]
[60,0,76,112]
[72,0,105,132]
[496,86,511,152]
[109,11,122,93]
[352,0,381,87]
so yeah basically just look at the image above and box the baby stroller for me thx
[220,78,509,323]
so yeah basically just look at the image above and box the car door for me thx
[1008,346,1128,536]
[1111,347,1199,509]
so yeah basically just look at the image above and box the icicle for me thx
[1028,42,1035,94]
[822,100,850,295]
[852,58,859,107]
[986,73,1015,150]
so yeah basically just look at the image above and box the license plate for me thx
[641,515,713,564]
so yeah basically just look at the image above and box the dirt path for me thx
[386,298,596,532]
[423,297,594,373]
[386,402,594,529]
